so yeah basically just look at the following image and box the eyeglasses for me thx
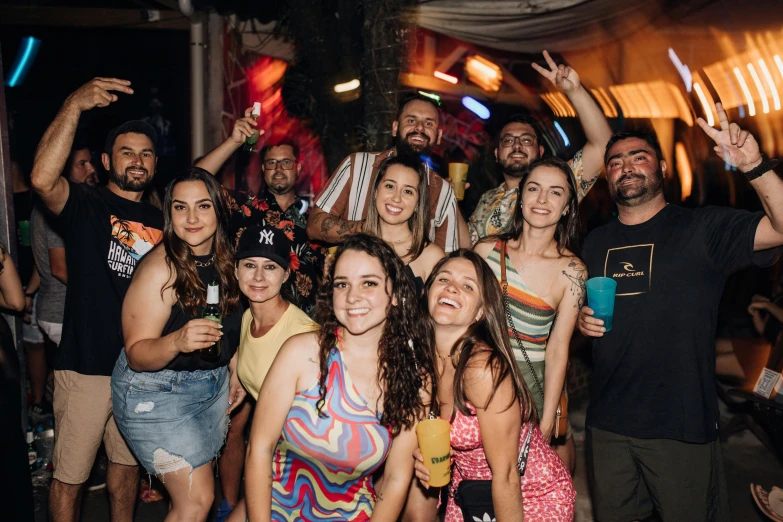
[263,159,295,170]
[500,135,536,148]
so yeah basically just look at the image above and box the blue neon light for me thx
[462,96,490,120]
[553,120,570,147]
[7,37,41,87]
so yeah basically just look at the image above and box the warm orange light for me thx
[775,55,783,79]
[733,67,756,116]
[693,82,715,126]
[747,63,770,114]
[433,71,458,84]
[465,55,502,92]
[758,59,781,111]
[675,142,692,201]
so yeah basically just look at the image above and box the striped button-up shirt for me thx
[315,148,459,252]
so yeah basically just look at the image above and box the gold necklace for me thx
[389,233,412,244]
[194,255,215,268]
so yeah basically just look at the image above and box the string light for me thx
[747,63,770,114]
[733,67,756,116]
[693,82,715,126]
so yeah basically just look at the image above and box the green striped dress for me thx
[485,241,556,416]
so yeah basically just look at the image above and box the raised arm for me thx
[31,78,133,215]
[122,248,223,371]
[533,51,611,197]
[195,107,261,175]
[698,103,783,251]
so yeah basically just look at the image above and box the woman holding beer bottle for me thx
[111,167,245,521]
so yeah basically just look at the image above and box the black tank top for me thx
[405,264,424,295]
[162,255,243,371]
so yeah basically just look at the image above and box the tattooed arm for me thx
[540,257,586,441]
[306,207,364,243]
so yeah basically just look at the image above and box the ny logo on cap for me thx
[259,230,274,245]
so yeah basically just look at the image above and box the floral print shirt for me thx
[225,189,327,318]
[468,149,591,245]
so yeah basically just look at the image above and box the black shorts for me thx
[586,426,731,522]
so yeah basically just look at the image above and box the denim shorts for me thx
[111,350,229,476]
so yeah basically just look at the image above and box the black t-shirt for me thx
[162,260,243,372]
[582,204,779,443]
[56,182,163,376]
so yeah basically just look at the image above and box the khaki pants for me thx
[52,370,137,484]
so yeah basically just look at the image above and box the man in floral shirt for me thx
[468,51,612,245]
[196,124,326,318]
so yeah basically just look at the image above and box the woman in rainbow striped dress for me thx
[238,234,435,522]
[474,156,586,472]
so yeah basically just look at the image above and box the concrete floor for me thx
[34,398,783,521]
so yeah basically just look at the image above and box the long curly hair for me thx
[162,167,240,316]
[500,156,581,257]
[314,233,436,435]
[363,155,430,262]
[423,250,537,422]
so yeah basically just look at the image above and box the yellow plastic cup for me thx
[448,163,469,201]
[416,418,451,487]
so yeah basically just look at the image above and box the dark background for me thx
[1,25,190,192]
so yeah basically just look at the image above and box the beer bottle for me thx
[244,102,261,151]
[201,282,221,361]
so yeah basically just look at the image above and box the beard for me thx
[395,131,433,157]
[610,167,664,207]
[266,172,295,195]
[109,164,152,193]
[499,150,534,179]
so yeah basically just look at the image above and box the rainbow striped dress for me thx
[485,241,556,416]
[271,346,392,521]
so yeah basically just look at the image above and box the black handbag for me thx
[453,424,533,521]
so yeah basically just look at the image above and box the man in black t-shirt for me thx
[31,78,163,522]
[578,105,783,522]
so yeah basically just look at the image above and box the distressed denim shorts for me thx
[111,350,229,476]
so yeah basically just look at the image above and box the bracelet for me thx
[742,153,779,181]
[25,293,35,298]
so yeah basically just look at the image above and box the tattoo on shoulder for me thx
[562,258,587,309]
[580,177,597,195]
[307,357,318,364]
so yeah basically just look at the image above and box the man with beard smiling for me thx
[307,93,463,252]
[30,78,163,522]
[578,106,783,521]
[468,51,611,245]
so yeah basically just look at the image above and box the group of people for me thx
[8,48,782,522]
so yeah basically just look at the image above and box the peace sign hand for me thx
[531,50,581,94]
[65,77,133,113]
[697,102,762,172]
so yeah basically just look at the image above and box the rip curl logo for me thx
[604,244,654,296]
[259,230,274,245]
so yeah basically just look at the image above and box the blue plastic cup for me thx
[586,277,617,332]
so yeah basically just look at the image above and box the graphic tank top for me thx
[271,346,392,521]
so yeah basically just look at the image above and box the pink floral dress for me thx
[445,403,575,522]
